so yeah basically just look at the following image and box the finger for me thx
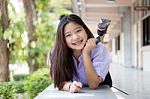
[75,82,82,88]
[73,81,78,84]
[71,83,81,92]
[74,83,82,92]
[74,86,81,92]
[70,84,75,93]
[89,38,96,41]
[91,38,96,44]
[73,81,79,87]
[77,82,82,88]
[72,82,80,90]
[89,38,96,44]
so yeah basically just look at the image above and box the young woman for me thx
[49,14,110,93]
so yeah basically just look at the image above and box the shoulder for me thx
[93,42,105,52]
[96,42,105,48]
[91,42,109,56]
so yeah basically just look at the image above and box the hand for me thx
[82,38,96,55]
[69,81,82,93]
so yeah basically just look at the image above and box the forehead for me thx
[64,22,82,33]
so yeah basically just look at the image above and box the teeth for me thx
[74,40,82,45]
[75,41,81,45]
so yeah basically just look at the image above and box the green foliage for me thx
[3,0,72,69]
[12,74,29,93]
[31,13,56,68]
[35,0,50,12]
[30,0,72,68]
[49,0,72,16]
[29,21,56,68]
[0,26,2,38]
[0,82,16,99]
[0,18,2,38]
[12,81,26,93]
[24,68,52,99]
[3,3,26,63]
[0,7,3,38]
[13,74,29,81]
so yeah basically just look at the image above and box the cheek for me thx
[65,38,71,46]
[81,31,88,40]
[83,34,88,41]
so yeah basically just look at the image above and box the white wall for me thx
[111,35,123,65]
[120,33,124,65]
[132,24,138,68]
[142,46,150,72]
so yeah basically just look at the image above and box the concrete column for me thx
[122,7,132,67]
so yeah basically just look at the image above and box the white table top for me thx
[34,84,117,99]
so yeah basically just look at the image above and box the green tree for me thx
[49,0,72,17]
[23,0,38,73]
[22,0,72,71]
[0,0,72,78]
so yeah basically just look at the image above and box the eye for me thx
[76,29,82,33]
[65,33,71,37]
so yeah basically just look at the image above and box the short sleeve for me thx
[91,43,110,81]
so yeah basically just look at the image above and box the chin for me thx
[75,46,84,50]
[70,42,85,50]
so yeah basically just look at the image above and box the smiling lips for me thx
[72,40,83,46]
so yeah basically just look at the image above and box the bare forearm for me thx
[83,53,102,89]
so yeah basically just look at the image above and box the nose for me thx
[72,33,79,41]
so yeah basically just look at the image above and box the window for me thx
[117,35,120,50]
[115,35,120,53]
[143,16,150,46]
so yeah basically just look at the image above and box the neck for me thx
[73,50,82,59]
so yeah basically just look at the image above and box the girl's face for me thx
[64,22,87,52]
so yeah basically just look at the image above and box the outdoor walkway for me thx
[110,63,150,99]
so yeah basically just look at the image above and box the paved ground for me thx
[110,63,150,99]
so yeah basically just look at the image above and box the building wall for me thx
[132,24,138,68]
[132,0,150,71]
[142,46,150,71]
[120,33,125,65]
[111,0,150,71]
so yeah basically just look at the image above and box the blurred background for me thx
[0,0,150,99]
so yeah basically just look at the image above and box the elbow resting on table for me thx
[89,83,99,89]
[89,84,99,89]
[88,78,101,89]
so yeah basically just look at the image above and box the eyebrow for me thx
[65,26,82,35]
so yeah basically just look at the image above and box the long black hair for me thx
[50,14,94,90]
